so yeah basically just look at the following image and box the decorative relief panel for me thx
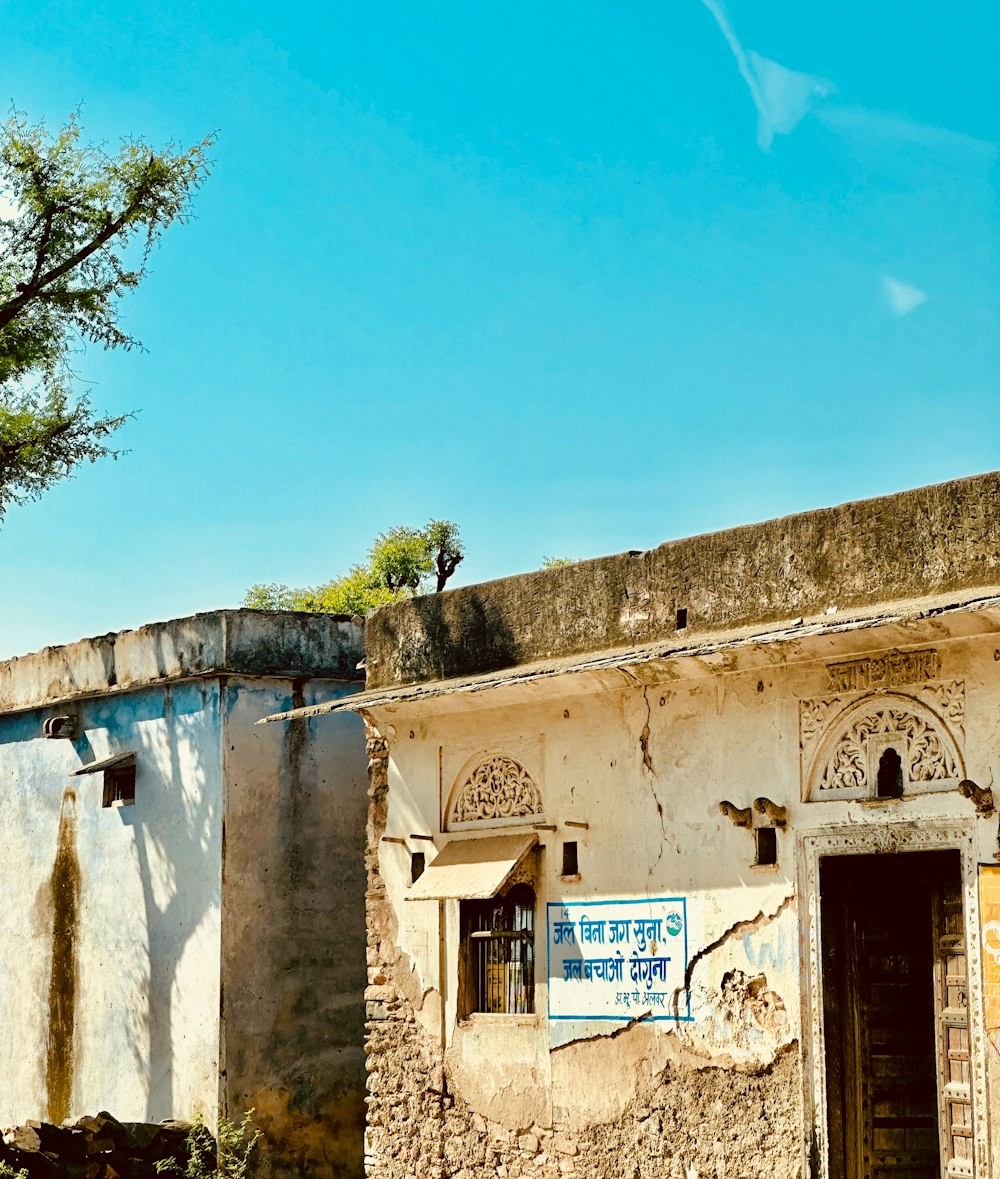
[448,754,543,828]
[799,650,966,802]
[816,703,961,797]
[825,648,941,693]
[799,696,845,751]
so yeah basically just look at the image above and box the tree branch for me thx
[0,157,157,330]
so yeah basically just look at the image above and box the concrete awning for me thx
[72,752,136,775]
[406,833,538,901]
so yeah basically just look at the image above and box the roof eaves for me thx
[258,590,1000,725]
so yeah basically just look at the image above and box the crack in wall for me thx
[550,1009,655,1053]
[639,688,655,777]
[635,685,669,893]
[670,893,795,1024]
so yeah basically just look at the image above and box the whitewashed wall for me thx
[0,679,223,1126]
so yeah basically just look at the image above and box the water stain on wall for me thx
[45,787,80,1124]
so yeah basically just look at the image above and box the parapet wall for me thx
[0,610,365,714]
[364,472,1000,689]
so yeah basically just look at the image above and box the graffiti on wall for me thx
[742,924,797,974]
[546,898,693,1021]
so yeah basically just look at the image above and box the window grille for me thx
[464,884,535,1014]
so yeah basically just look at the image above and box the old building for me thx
[268,472,1000,1178]
[0,609,369,1178]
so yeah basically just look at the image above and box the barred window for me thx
[462,884,535,1015]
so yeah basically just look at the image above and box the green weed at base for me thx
[155,1110,261,1179]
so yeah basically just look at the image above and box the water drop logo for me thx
[665,910,683,937]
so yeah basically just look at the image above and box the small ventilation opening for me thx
[410,852,426,884]
[876,748,904,799]
[675,607,688,630]
[103,764,136,808]
[754,827,777,867]
[562,841,579,877]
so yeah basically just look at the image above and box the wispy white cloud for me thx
[699,0,834,150]
[698,0,995,166]
[882,275,927,317]
[0,192,20,220]
[816,104,997,162]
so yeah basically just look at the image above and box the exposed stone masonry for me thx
[361,725,803,1179]
[363,723,447,1178]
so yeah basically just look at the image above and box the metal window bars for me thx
[469,891,535,1014]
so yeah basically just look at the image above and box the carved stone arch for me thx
[446,753,543,830]
[805,690,965,802]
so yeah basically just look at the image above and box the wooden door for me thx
[821,851,969,1179]
[931,866,974,1177]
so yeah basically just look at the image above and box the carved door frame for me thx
[797,821,990,1179]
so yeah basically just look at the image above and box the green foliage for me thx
[244,566,404,616]
[155,1111,260,1179]
[0,376,126,520]
[541,556,573,568]
[243,519,464,616]
[242,582,298,611]
[368,525,433,593]
[0,109,213,520]
[0,1162,29,1178]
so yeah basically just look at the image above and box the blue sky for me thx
[1,0,997,658]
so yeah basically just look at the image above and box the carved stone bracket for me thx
[957,779,995,818]
[719,801,752,829]
[754,797,788,827]
[720,797,786,867]
[719,797,787,829]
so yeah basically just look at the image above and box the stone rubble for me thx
[0,1112,199,1178]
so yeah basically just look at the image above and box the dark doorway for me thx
[820,850,972,1179]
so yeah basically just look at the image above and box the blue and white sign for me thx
[546,898,692,1022]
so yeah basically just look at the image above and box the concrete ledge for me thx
[365,472,1000,689]
[0,609,365,714]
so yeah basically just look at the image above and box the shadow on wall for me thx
[112,681,220,1123]
[221,681,369,1179]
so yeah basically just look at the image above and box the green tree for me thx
[368,525,433,593]
[425,518,464,591]
[243,519,464,616]
[0,110,213,521]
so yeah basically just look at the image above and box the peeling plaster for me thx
[672,894,796,1023]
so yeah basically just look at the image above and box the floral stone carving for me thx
[449,755,542,825]
[806,688,962,801]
